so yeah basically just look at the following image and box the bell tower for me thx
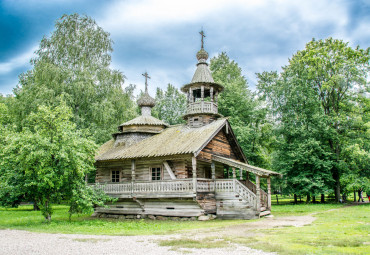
[181,30,223,127]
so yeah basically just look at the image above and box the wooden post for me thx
[189,88,193,103]
[201,85,204,101]
[256,175,261,213]
[239,168,243,180]
[192,156,197,193]
[267,176,271,210]
[131,159,136,195]
[210,87,214,102]
[232,167,236,179]
[211,161,215,180]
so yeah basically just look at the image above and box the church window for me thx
[151,167,162,181]
[111,170,120,182]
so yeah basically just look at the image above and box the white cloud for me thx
[0,46,37,74]
[99,0,349,37]
[99,0,230,33]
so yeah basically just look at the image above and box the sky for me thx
[1,0,370,96]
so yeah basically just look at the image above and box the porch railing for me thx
[94,179,194,194]
[187,101,218,115]
[93,179,257,209]
[215,179,257,208]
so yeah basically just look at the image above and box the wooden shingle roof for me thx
[96,118,228,161]
[119,115,168,127]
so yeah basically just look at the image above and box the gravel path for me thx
[0,214,317,255]
[0,229,276,255]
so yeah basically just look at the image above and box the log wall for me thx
[96,158,191,183]
[197,130,238,162]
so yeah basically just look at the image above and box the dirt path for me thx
[0,214,317,255]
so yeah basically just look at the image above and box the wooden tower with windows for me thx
[181,32,223,127]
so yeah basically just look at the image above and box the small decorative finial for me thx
[199,30,206,49]
[142,72,151,93]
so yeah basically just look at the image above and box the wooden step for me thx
[259,210,271,217]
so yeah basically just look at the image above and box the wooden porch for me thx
[93,178,268,215]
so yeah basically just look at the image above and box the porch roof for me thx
[212,155,282,177]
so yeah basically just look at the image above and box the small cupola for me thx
[137,72,156,116]
[113,72,168,148]
[181,31,223,127]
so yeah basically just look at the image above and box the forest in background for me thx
[0,14,369,220]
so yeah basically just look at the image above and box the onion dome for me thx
[196,48,209,62]
[137,92,156,107]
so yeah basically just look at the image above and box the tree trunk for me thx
[354,190,356,202]
[321,194,325,203]
[312,196,316,203]
[33,203,40,211]
[276,195,279,205]
[294,194,297,204]
[306,194,311,203]
[332,167,341,202]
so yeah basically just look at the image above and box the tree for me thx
[258,38,370,201]
[0,100,112,221]
[210,53,273,168]
[152,84,186,125]
[13,14,137,144]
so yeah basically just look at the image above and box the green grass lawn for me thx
[0,205,244,235]
[231,203,370,255]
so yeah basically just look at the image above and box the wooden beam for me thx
[131,159,136,195]
[211,161,216,180]
[163,161,176,180]
[256,175,261,213]
[239,168,243,180]
[267,176,271,210]
[131,159,136,182]
[232,167,236,179]
[192,156,197,193]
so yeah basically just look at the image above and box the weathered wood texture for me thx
[96,159,192,183]
[95,198,204,217]
[173,160,187,178]
[197,130,238,162]
[196,192,216,214]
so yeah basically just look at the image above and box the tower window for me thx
[193,89,201,102]
[204,89,210,98]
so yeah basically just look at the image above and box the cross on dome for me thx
[199,30,206,49]
[142,72,151,93]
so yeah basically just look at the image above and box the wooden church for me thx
[94,33,281,219]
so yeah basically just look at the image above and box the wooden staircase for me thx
[214,179,270,219]
[216,192,257,219]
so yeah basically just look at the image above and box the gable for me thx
[197,126,246,163]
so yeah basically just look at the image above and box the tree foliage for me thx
[152,84,186,125]
[13,14,137,144]
[0,101,113,221]
[210,53,273,168]
[258,38,370,200]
